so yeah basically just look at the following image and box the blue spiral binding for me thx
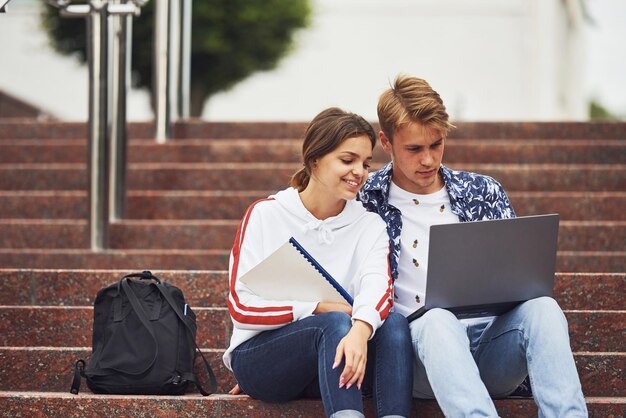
[288,237,354,305]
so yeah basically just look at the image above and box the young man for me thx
[359,74,587,417]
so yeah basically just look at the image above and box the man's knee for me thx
[410,308,464,342]
[526,295,561,312]
[519,296,567,328]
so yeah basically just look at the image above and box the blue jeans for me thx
[231,311,413,418]
[410,297,588,418]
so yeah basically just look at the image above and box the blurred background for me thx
[0,0,624,122]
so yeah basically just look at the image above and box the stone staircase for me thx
[0,120,624,417]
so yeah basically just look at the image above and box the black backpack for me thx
[70,271,217,395]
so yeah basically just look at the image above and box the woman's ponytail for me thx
[290,166,310,192]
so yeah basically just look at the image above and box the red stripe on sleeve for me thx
[228,299,294,326]
[375,245,394,320]
[228,198,295,324]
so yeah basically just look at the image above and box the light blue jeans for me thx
[410,296,588,417]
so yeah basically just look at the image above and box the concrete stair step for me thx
[1,393,624,418]
[2,120,625,140]
[508,192,626,221]
[0,347,228,393]
[0,121,308,141]
[0,220,238,250]
[2,139,625,164]
[0,269,229,307]
[0,220,623,252]
[0,120,622,415]
[1,270,622,311]
[0,307,231,349]
[0,249,229,270]
[1,191,625,221]
[555,252,625,273]
[0,249,623,272]
[0,139,301,164]
[0,191,86,220]
[1,306,623,353]
[1,393,625,418]
[1,163,624,192]
[0,348,622,397]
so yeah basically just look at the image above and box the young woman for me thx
[224,108,413,417]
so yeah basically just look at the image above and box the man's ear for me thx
[379,131,392,153]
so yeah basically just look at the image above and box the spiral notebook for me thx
[239,237,353,305]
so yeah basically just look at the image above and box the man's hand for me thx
[333,320,373,390]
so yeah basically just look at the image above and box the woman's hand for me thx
[228,383,243,395]
[333,320,373,390]
[314,301,352,315]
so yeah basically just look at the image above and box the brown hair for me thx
[377,74,455,142]
[290,107,376,191]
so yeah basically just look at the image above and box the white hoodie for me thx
[223,187,393,370]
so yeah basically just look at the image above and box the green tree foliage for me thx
[589,99,620,121]
[41,0,311,116]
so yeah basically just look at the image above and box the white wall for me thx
[0,1,152,121]
[585,0,626,116]
[204,0,590,121]
[0,0,624,121]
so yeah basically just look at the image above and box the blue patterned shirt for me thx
[359,162,516,280]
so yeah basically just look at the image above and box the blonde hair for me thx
[377,74,455,141]
[290,107,376,191]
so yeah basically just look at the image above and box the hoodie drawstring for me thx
[302,220,334,245]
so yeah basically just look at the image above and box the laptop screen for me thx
[423,214,559,318]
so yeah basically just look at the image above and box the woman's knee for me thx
[381,312,409,332]
[377,312,410,343]
[315,311,352,337]
[385,311,408,326]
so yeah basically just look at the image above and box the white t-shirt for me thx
[388,182,459,317]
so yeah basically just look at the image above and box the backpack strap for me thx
[119,278,159,374]
[70,359,86,394]
[70,278,160,394]
[155,283,218,396]
[122,270,161,283]
[117,271,162,321]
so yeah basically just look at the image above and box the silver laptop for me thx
[407,214,559,322]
